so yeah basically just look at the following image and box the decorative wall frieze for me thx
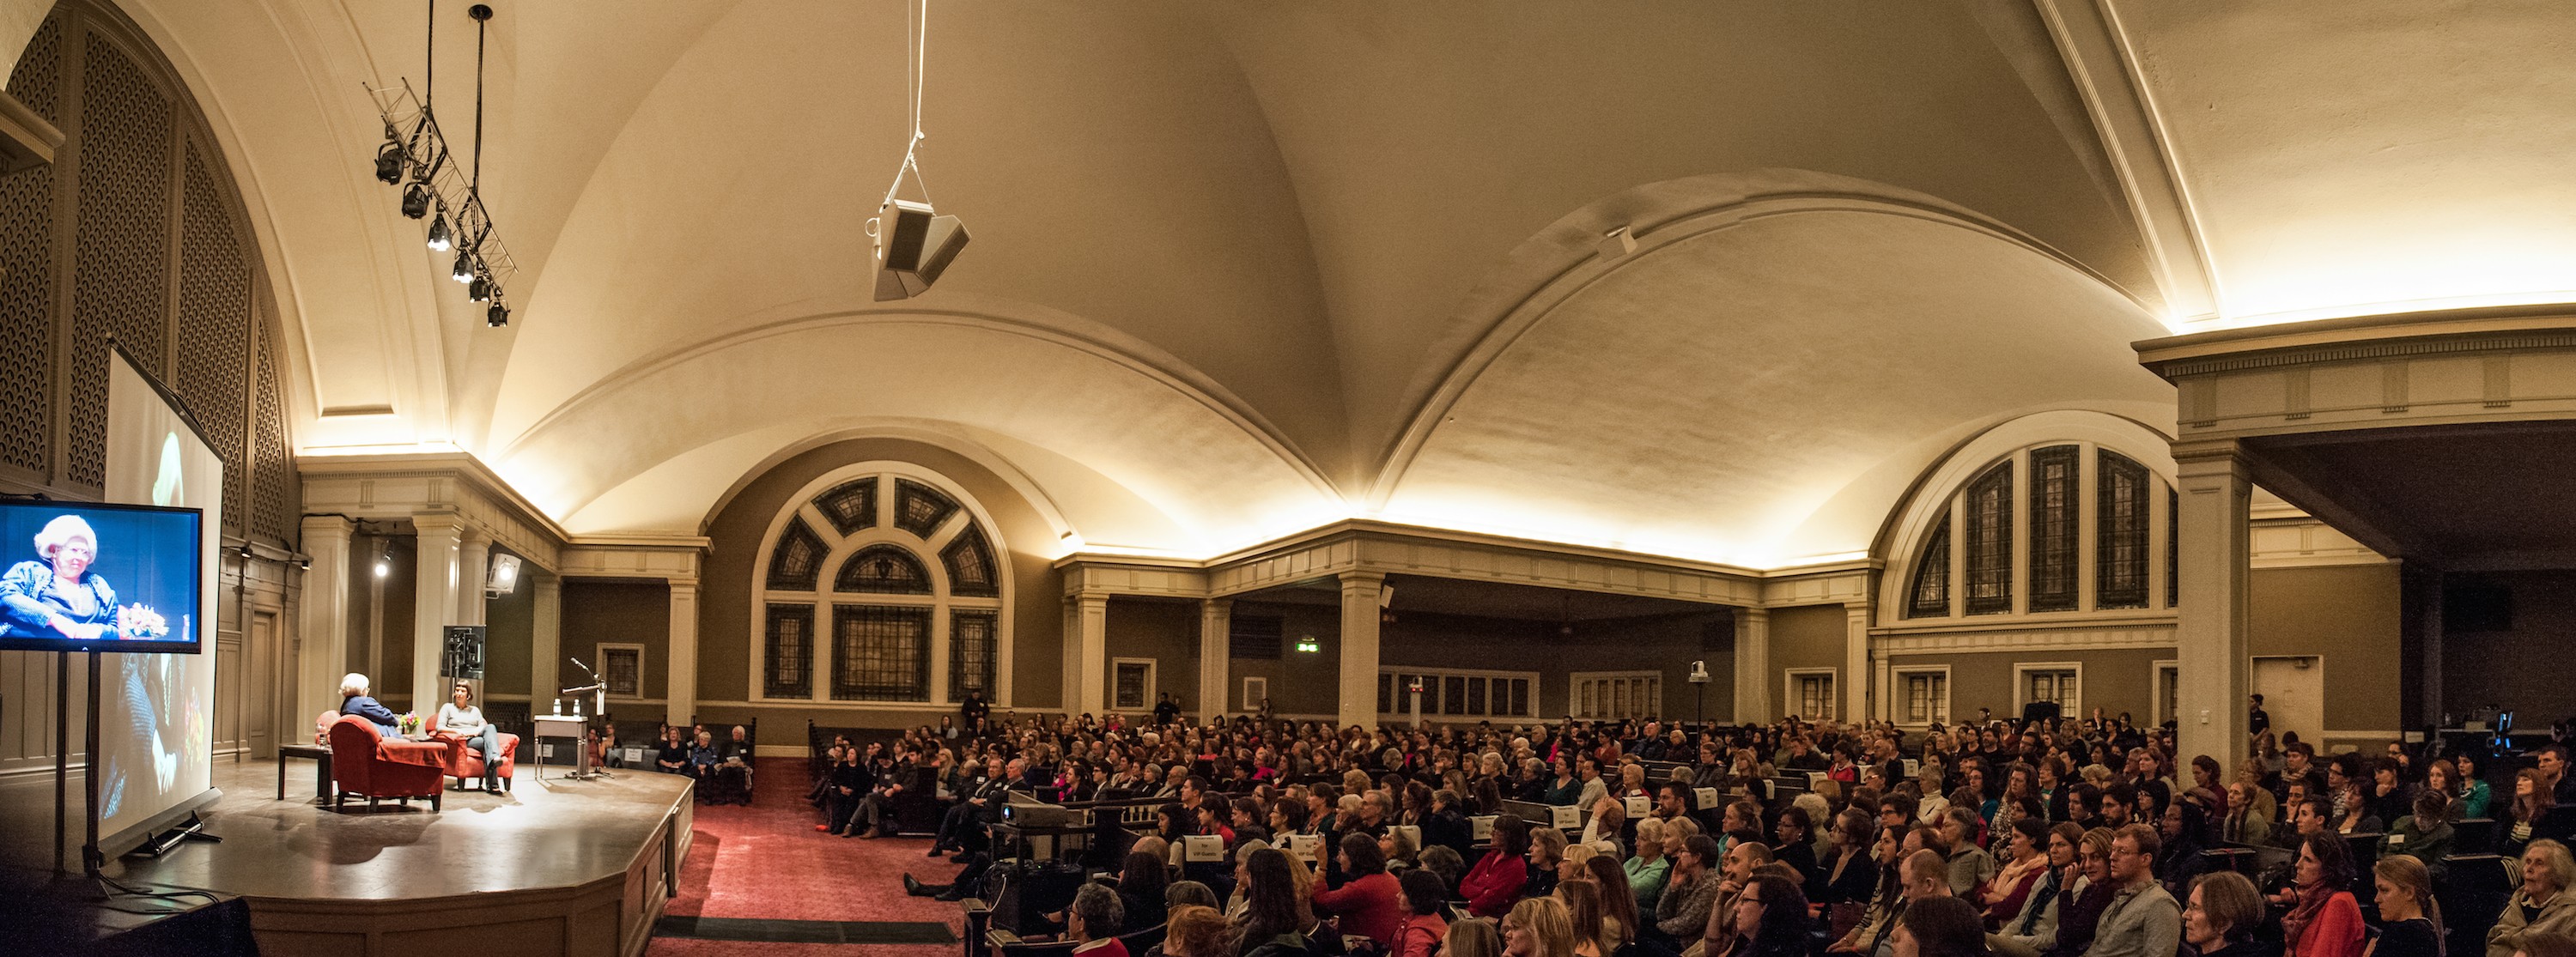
[2138,306,2576,440]
[1874,622,2176,657]
[300,451,568,571]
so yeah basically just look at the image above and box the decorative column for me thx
[2174,440,2253,769]
[1066,593,1109,716]
[1198,598,1231,723]
[666,580,699,728]
[296,516,354,726]
[456,534,490,627]
[410,514,464,710]
[1733,607,1771,723]
[531,571,561,712]
[1844,603,1871,724]
[1337,572,1386,730]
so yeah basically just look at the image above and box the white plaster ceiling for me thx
[89,0,2570,566]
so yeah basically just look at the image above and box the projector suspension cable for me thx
[882,0,933,212]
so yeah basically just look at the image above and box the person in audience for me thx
[1314,832,1404,948]
[2179,872,2264,957]
[1546,758,1583,807]
[1465,815,1534,919]
[2510,771,2555,858]
[1977,819,2049,931]
[2279,831,2365,957]
[1393,869,1453,957]
[1425,789,1475,858]
[1819,810,1882,910]
[2221,781,2273,845]
[1629,817,1674,913]
[1773,808,1819,882]
[433,680,504,790]
[1717,873,1808,957]
[1231,848,1314,957]
[2542,747,2576,807]
[2451,754,2494,820]
[1839,847,1948,957]
[1938,809,1996,897]
[337,673,400,736]
[1069,882,1131,957]
[1164,906,1231,957]
[656,725,690,774]
[1985,823,2081,957]
[1504,896,1575,957]
[1583,854,1641,948]
[2034,828,2113,957]
[2492,840,2576,957]
[1447,918,1505,957]
[2084,824,2179,957]
[1556,877,1617,957]
[1888,894,1984,957]
[932,756,1009,854]
[2154,796,2209,891]
[1167,881,1220,914]
[2386,790,2455,875]
[1658,833,1727,947]
[1528,827,1567,900]
[1121,849,1173,929]
[2371,854,2442,957]
[688,730,721,784]
[1421,845,1467,895]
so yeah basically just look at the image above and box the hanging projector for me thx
[871,197,969,301]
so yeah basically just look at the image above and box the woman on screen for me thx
[0,514,124,640]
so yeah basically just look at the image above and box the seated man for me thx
[711,724,755,802]
[340,672,399,736]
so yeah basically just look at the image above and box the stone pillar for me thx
[1734,607,1771,723]
[410,514,465,711]
[666,580,699,728]
[1337,572,1386,730]
[531,571,561,712]
[1066,593,1109,717]
[2175,440,2253,769]
[296,516,354,726]
[2413,566,2445,727]
[1199,598,1231,724]
[457,535,490,627]
[1844,603,1871,724]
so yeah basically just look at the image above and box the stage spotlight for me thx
[870,198,969,301]
[486,302,509,328]
[451,251,476,283]
[426,213,453,251]
[468,276,490,302]
[401,182,432,219]
[374,142,406,185]
[374,548,392,578]
[486,553,521,597]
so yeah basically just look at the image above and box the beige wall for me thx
[2250,563,2402,736]
[483,548,537,699]
[1225,599,1346,718]
[1103,597,1200,710]
[564,581,671,724]
[690,436,1065,730]
[1883,646,2175,726]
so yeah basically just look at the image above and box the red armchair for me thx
[425,712,519,791]
[325,715,447,811]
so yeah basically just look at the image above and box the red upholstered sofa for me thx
[324,714,447,811]
[425,712,519,790]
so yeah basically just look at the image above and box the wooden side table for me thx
[277,742,332,803]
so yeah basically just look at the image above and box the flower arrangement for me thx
[115,603,169,639]
[399,712,422,736]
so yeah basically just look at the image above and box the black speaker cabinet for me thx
[987,858,1087,934]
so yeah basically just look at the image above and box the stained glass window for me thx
[2097,451,2150,609]
[1909,517,1952,617]
[2027,445,2079,612]
[767,517,826,591]
[764,603,814,698]
[831,605,930,701]
[941,524,999,597]
[836,544,932,594]
[1965,462,2014,615]
[814,477,879,535]
[950,609,997,700]
[895,478,960,537]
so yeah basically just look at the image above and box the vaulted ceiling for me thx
[88,0,2576,565]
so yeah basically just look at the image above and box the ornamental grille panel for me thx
[830,604,930,702]
[893,478,958,537]
[178,142,252,533]
[1907,518,1951,618]
[813,477,879,535]
[835,544,931,594]
[251,318,294,540]
[940,524,999,597]
[69,33,173,488]
[762,603,815,699]
[0,159,51,473]
[2097,451,2151,609]
[1964,462,2014,615]
[766,517,826,591]
[949,609,996,700]
[2026,445,2080,613]
[9,15,59,124]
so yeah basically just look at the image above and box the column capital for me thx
[666,578,701,597]
[2172,438,2254,471]
[412,512,468,536]
[1200,597,1233,613]
[1338,570,1388,588]
[301,514,355,538]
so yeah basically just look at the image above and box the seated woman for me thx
[434,680,505,790]
[2180,871,2265,957]
[0,515,135,641]
[1312,832,1404,948]
[2489,839,2576,957]
[1391,870,1450,957]
[2281,833,2366,957]
[688,730,721,784]
[338,672,400,736]
[656,726,690,774]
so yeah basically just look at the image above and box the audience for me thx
[2280,832,2364,957]
[1504,896,1574,957]
[2494,840,2576,957]
[1392,869,1452,957]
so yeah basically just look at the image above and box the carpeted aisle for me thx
[648,757,978,955]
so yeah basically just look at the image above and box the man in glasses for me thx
[2087,824,2180,957]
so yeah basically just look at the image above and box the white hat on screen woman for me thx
[33,514,98,559]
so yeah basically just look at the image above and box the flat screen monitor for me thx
[0,500,203,654]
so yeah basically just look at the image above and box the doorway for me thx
[2251,656,2325,746]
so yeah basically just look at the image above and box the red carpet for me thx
[650,758,974,955]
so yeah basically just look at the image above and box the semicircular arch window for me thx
[836,544,933,594]
[1898,442,2178,622]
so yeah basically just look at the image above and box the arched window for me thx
[756,470,1008,706]
[1902,442,2174,620]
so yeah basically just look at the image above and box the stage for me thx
[0,755,691,957]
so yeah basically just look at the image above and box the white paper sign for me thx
[1286,833,1323,862]
[1471,815,1497,840]
[1695,787,1720,809]
[1552,804,1581,830]
[1625,796,1653,817]
[1392,824,1422,848]
[1184,834,1224,862]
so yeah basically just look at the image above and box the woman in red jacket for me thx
[2280,833,2364,957]
[1314,832,1407,948]
[1462,815,1534,918]
[1392,869,1453,957]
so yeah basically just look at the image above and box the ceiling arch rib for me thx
[494,307,1342,558]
